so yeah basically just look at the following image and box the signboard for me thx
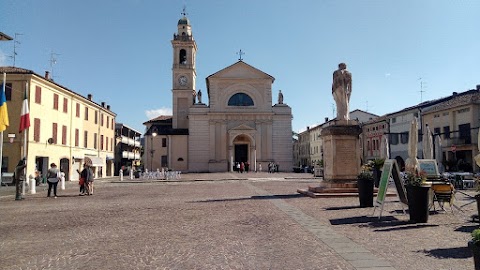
[374,159,408,219]
[418,159,440,179]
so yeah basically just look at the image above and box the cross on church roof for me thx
[236,49,245,61]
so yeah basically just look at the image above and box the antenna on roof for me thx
[50,51,61,80]
[418,77,427,102]
[11,33,23,67]
[181,5,188,16]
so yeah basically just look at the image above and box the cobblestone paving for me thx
[0,174,477,269]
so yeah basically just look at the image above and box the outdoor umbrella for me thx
[380,135,390,159]
[422,125,433,159]
[405,118,419,171]
[435,135,445,173]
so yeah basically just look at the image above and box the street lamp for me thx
[150,127,157,171]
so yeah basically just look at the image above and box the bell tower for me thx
[171,9,197,129]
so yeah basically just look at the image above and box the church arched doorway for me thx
[233,134,253,171]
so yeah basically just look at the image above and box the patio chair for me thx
[431,183,455,212]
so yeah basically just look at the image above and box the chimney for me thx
[324,117,329,123]
[45,71,50,80]
[476,85,480,91]
[107,105,111,110]
[87,94,92,100]
[306,126,310,130]
[101,102,105,108]
[452,92,458,96]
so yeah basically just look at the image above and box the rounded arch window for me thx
[179,49,187,64]
[228,93,254,106]
[177,158,184,161]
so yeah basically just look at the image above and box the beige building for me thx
[422,88,480,172]
[0,67,116,181]
[144,14,293,172]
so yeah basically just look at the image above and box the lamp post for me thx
[150,128,157,171]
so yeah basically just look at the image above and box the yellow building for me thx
[1,67,116,181]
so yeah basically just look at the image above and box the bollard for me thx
[29,175,36,194]
[130,169,134,180]
[119,169,123,181]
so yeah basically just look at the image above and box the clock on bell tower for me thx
[171,9,197,129]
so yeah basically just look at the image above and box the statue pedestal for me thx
[297,123,364,198]
[321,124,362,183]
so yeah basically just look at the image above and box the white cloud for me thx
[145,107,172,120]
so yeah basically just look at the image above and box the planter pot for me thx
[373,169,382,188]
[475,195,480,219]
[357,178,374,207]
[406,185,430,223]
[469,240,480,270]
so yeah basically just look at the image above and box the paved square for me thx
[0,173,477,269]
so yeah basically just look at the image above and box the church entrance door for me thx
[235,144,248,163]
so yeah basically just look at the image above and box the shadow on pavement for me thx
[189,193,304,203]
[373,223,439,232]
[329,215,398,225]
[324,206,365,210]
[419,247,472,259]
[455,224,478,233]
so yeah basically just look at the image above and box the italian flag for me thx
[19,88,30,133]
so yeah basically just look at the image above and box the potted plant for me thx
[370,159,385,187]
[404,167,431,223]
[357,165,374,207]
[469,228,480,270]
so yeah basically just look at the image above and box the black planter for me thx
[475,195,480,219]
[373,169,382,188]
[357,178,374,207]
[406,185,430,223]
[469,241,480,270]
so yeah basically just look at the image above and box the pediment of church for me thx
[230,124,256,131]
[207,61,274,82]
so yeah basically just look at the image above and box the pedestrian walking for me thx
[46,163,60,198]
[85,165,94,195]
[77,164,88,195]
[14,158,27,200]
[240,162,244,173]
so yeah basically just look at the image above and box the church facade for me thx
[145,14,293,173]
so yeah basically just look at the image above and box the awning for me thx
[84,156,103,167]
[106,156,115,161]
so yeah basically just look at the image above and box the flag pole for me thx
[21,81,28,195]
[0,72,5,186]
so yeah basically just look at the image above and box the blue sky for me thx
[2,0,479,134]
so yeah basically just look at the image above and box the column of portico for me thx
[220,120,227,160]
[266,120,273,161]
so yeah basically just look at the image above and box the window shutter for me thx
[34,118,41,142]
[62,125,67,145]
[63,98,68,113]
[35,86,42,104]
[75,129,79,147]
[52,123,58,143]
[53,94,59,110]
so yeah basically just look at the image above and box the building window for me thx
[111,119,114,130]
[458,108,470,114]
[35,86,42,104]
[63,98,68,113]
[85,107,89,120]
[94,133,97,149]
[100,135,104,150]
[391,117,396,123]
[34,118,40,142]
[75,129,79,147]
[84,131,88,148]
[76,103,80,117]
[5,83,12,101]
[62,125,67,145]
[400,132,409,144]
[228,93,254,106]
[52,123,58,144]
[443,126,450,139]
[111,138,114,151]
[106,136,108,151]
[95,111,98,124]
[107,116,109,128]
[53,94,59,110]
[161,155,168,167]
[101,114,104,126]
[162,138,167,147]
[418,130,422,142]
[459,123,471,144]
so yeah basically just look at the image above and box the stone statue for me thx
[197,89,202,104]
[332,63,352,120]
[278,90,284,104]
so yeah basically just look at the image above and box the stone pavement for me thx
[0,172,477,269]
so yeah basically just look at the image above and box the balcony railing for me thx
[441,136,472,147]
